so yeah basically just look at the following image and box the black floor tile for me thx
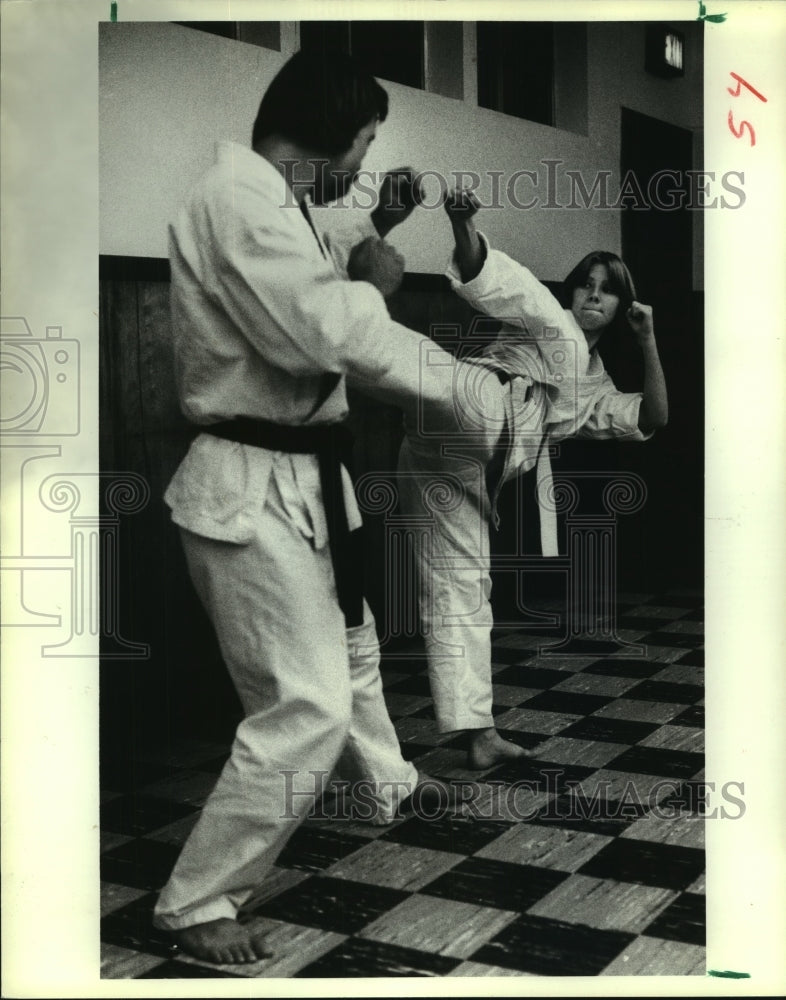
[538,637,632,656]
[100,839,181,892]
[658,781,713,816]
[578,838,704,890]
[643,595,702,608]
[671,704,705,728]
[398,740,435,761]
[194,753,231,774]
[472,914,635,975]
[642,891,706,946]
[380,656,430,675]
[489,646,539,665]
[676,648,705,666]
[135,959,244,978]
[100,760,181,794]
[381,814,514,855]
[559,716,659,745]
[484,757,597,792]
[640,631,704,649]
[294,936,460,977]
[623,680,704,705]
[618,616,678,631]
[521,690,614,716]
[100,893,175,959]
[491,664,570,689]
[100,794,200,837]
[410,705,438,720]
[420,856,568,911]
[385,674,433,697]
[274,827,367,873]
[604,746,704,779]
[507,624,565,639]
[581,658,662,679]
[250,876,410,935]
[532,794,648,837]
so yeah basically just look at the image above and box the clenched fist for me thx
[444,186,481,222]
[626,301,655,344]
[374,167,424,229]
[347,236,405,298]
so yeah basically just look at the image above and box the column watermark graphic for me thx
[36,473,151,658]
[535,470,648,655]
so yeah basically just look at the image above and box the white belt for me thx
[535,435,559,557]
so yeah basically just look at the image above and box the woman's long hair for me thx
[560,250,640,387]
[560,250,637,340]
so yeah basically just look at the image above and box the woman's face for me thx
[570,264,620,342]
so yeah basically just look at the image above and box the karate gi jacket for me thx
[446,235,652,553]
[164,141,452,549]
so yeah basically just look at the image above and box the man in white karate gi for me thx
[152,51,463,964]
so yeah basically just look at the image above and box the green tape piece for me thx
[110,1,117,22]
[707,970,751,979]
[697,0,727,20]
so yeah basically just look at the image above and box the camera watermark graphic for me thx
[1,316,150,658]
[1,317,80,436]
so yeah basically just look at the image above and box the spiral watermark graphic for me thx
[536,476,581,515]
[602,474,648,516]
[422,474,467,515]
[105,474,151,516]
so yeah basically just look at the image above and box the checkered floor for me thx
[100,590,705,979]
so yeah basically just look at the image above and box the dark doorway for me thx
[620,107,694,301]
[612,107,702,592]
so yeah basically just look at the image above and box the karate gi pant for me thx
[153,474,418,931]
[397,366,509,734]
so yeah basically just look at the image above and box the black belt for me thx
[202,417,364,628]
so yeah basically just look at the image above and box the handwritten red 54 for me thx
[727,72,767,148]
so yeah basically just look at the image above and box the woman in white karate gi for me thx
[398,188,669,769]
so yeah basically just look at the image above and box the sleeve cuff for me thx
[445,230,491,290]
[321,210,379,280]
[622,394,655,441]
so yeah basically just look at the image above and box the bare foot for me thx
[170,918,272,965]
[468,728,529,770]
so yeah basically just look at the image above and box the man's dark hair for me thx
[252,50,388,155]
